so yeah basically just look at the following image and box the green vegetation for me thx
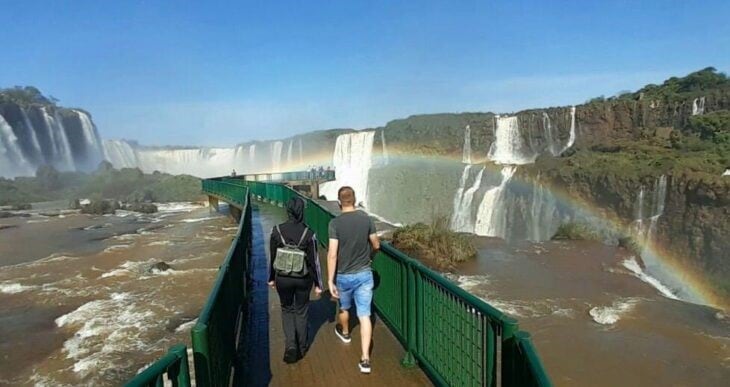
[0,86,58,106]
[687,110,730,145]
[0,162,202,207]
[551,222,601,241]
[391,215,477,269]
[636,67,729,98]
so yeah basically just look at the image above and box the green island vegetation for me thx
[551,222,602,241]
[391,215,477,269]
[0,161,203,211]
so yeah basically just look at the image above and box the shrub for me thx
[391,215,477,269]
[552,222,601,241]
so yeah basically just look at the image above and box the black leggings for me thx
[275,275,313,352]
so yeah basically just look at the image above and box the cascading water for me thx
[474,166,516,237]
[20,109,43,163]
[319,131,375,207]
[0,114,34,177]
[487,116,534,165]
[692,97,705,115]
[543,113,561,156]
[560,106,577,154]
[286,140,294,168]
[271,141,283,172]
[381,130,390,165]
[463,125,472,163]
[249,144,256,169]
[451,167,485,232]
[527,175,559,241]
[103,140,138,168]
[43,108,76,171]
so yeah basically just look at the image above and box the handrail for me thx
[124,344,190,387]
[220,177,552,387]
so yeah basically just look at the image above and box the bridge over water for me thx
[125,171,551,387]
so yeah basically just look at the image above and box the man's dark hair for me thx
[338,186,356,206]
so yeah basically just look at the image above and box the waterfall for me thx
[463,125,472,163]
[103,140,138,168]
[319,131,376,207]
[36,108,72,171]
[286,140,294,168]
[488,116,534,165]
[249,144,256,169]
[0,113,34,177]
[20,109,43,162]
[560,106,577,154]
[271,141,283,172]
[451,166,485,232]
[474,166,516,237]
[543,113,561,156]
[692,97,705,115]
[544,107,576,156]
[75,110,104,157]
[381,130,390,165]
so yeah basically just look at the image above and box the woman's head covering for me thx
[286,197,305,223]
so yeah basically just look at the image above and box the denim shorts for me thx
[336,270,374,317]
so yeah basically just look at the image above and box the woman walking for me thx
[268,197,323,363]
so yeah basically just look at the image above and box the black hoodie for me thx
[268,197,323,288]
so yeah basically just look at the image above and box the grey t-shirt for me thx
[328,210,376,274]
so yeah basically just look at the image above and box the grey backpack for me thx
[273,226,309,278]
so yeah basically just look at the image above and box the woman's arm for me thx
[268,227,280,283]
[307,231,323,291]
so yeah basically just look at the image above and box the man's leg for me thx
[338,308,350,334]
[353,271,375,363]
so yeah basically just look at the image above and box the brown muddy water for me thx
[0,202,238,386]
[447,238,730,386]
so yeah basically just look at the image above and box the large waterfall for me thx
[488,116,535,165]
[319,131,376,207]
[0,106,105,177]
[380,130,390,165]
[286,140,294,166]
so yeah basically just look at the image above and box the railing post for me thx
[191,323,211,386]
[401,263,417,368]
[169,344,191,387]
[501,316,519,387]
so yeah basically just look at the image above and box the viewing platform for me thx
[126,174,551,387]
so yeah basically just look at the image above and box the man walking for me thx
[327,186,380,374]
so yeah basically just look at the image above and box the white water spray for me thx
[271,141,283,172]
[451,166,485,232]
[381,130,390,165]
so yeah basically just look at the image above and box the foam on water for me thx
[589,298,641,325]
[622,257,679,300]
[156,202,202,213]
[0,282,38,294]
[180,216,219,223]
[55,292,157,376]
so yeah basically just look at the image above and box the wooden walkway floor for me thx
[247,204,430,386]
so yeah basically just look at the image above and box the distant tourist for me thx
[231,169,237,177]
[327,186,380,374]
[269,197,323,363]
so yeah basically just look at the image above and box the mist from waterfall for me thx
[286,140,294,167]
[319,131,376,207]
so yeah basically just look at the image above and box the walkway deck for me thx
[243,204,430,386]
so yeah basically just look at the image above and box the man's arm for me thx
[327,238,339,298]
[369,233,380,251]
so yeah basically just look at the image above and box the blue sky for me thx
[1,1,728,146]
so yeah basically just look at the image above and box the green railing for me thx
[193,180,252,385]
[222,178,551,387]
[129,180,252,386]
[229,169,335,182]
[124,344,190,387]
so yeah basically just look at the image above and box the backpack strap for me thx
[275,225,285,245]
[295,227,309,248]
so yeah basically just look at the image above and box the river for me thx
[0,201,237,386]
